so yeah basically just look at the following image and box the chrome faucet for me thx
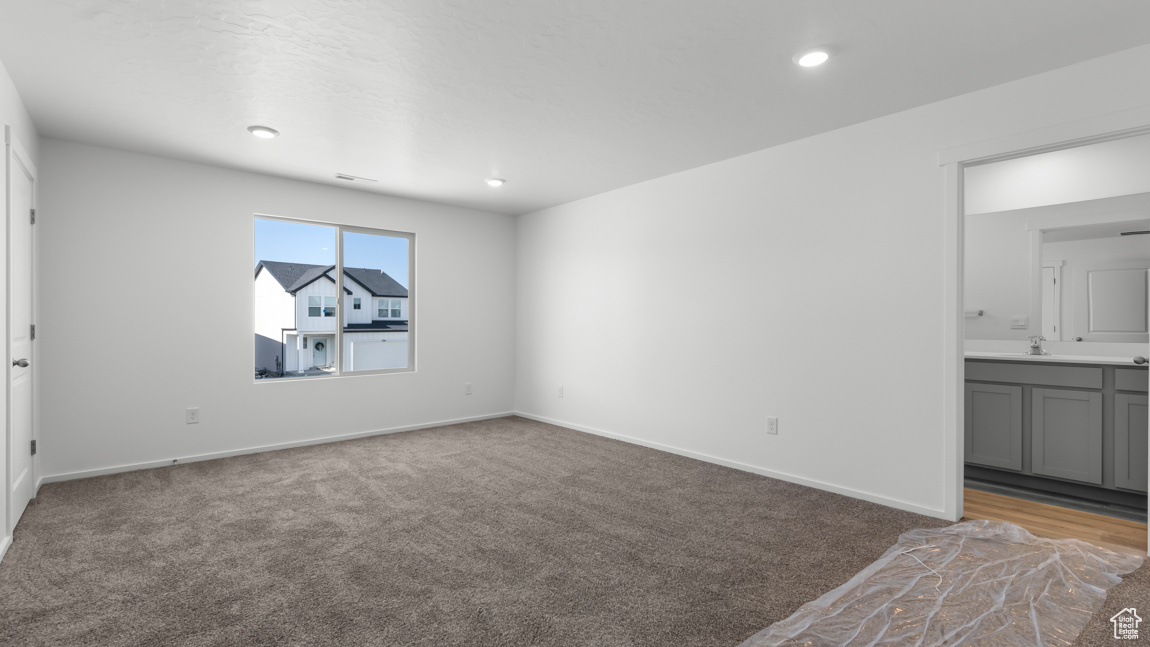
[1028,336,1049,356]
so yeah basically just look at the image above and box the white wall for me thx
[515,44,1150,517]
[964,210,1034,340]
[296,278,338,333]
[0,59,38,166]
[253,267,295,370]
[37,140,517,479]
[0,57,39,556]
[965,132,1150,215]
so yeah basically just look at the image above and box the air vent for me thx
[1120,230,1150,236]
[335,173,378,182]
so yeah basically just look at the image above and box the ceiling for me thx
[3,1,1150,216]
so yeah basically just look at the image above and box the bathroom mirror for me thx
[963,132,1150,344]
[965,193,1150,343]
[1039,216,1149,342]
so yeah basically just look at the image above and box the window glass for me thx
[255,216,412,379]
[342,229,411,373]
[254,218,336,379]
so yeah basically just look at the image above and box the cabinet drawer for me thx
[1115,368,1148,393]
[965,361,1102,389]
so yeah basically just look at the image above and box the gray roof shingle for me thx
[256,261,408,297]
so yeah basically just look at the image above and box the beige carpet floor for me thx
[0,415,1143,646]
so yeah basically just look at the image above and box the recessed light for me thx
[247,125,280,139]
[794,49,830,67]
[485,177,506,187]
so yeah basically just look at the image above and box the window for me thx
[254,216,414,380]
[378,298,402,319]
[307,296,335,317]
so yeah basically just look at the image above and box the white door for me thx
[1040,266,1061,341]
[7,129,34,532]
[313,339,327,367]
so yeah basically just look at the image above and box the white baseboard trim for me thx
[515,411,948,520]
[39,411,516,485]
[0,534,11,566]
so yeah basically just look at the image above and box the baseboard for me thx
[0,534,11,566]
[39,411,517,485]
[514,411,948,520]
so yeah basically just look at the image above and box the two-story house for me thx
[255,260,409,374]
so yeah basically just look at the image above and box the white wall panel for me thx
[37,143,516,478]
[515,44,1150,518]
[296,278,338,333]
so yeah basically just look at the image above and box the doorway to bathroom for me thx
[942,113,1150,554]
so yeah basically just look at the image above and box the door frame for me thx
[4,126,37,546]
[940,105,1150,554]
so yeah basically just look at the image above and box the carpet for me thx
[0,416,1143,646]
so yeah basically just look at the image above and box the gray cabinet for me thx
[1115,393,1148,492]
[1031,388,1102,485]
[964,383,1022,470]
[964,359,1147,505]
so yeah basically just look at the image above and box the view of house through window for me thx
[254,217,413,379]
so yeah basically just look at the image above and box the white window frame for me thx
[353,297,361,310]
[255,214,416,380]
[377,298,402,319]
[309,295,336,318]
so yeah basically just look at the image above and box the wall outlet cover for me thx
[1009,315,1029,329]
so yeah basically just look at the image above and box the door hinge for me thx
[30,324,35,340]
[30,208,35,224]
[31,440,36,456]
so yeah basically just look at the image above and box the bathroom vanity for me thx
[964,356,1148,508]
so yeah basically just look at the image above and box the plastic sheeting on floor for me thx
[739,520,1143,647]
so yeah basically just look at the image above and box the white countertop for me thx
[965,351,1146,366]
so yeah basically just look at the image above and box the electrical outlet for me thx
[767,416,779,435]
[1009,315,1029,329]
[186,407,200,424]
[558,386,564,398]
[465,383,472,396]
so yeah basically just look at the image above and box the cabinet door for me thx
[964,383,1022,471]
[1031,388,1103,484]
[1115,393,1148,492]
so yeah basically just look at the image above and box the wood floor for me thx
[963,488,1148,555]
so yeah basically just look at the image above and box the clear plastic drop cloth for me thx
[738,520,1143,647]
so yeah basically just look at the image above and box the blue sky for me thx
[254,218,409,288]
